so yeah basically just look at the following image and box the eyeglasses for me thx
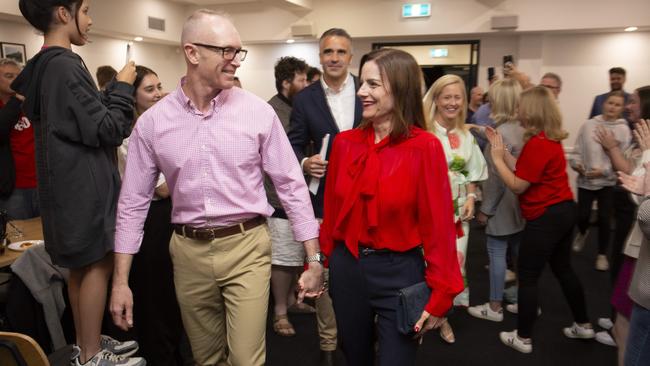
[192,43,248,62]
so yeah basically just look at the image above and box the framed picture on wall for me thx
[1,42,27,66]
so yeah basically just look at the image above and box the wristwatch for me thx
[306,252,326,265]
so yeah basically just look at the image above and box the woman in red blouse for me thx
[486,86,595,354]
[319,48,463,365]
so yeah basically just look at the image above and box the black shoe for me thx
[320,350,335,366]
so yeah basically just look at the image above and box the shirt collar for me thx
[276,93,292,107]
[174,77,231,116]
[321,73,352,94]
[433,120,456,136]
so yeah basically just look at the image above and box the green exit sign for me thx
[402,3,431,18]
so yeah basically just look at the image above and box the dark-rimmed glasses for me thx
[192,43,248,62]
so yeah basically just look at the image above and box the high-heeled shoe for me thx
[439,318,455,344]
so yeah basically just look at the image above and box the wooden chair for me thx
[0,331,50,366]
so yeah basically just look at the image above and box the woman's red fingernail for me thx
[414,326,420,332]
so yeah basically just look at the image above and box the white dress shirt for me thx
[321,73,356,132]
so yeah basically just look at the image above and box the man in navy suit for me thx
[288,28,362,366]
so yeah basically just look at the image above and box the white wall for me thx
[237,30,650,150]
[0,20,186,95]
[214,0,650,42]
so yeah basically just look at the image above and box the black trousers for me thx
[129,198,189,366]
[329,244,424,366]
[610,187,636,283]
[518,201,589,338]
[577,186,613,255]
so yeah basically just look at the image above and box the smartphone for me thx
[487,67,495,81]
[503,55,514,67]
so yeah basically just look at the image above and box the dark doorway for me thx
[373,41,480,94]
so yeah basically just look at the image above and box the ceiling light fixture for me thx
[134,36,144,41]
[625,26,638,32]
[286,39,295,44]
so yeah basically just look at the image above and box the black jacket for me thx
[0,97,22,197]
[11,47,134,268]
[287,76,362,218]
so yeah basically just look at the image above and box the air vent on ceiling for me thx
[491,15,518,30]
[291,23,315,38]
[148,16,166,32]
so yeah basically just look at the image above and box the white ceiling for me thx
[165,0,258,4]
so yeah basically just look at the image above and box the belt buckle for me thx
[207,228,216,240]
[361,247,372,256]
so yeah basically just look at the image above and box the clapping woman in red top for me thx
[319,48,463,365]
[486,86,595,354]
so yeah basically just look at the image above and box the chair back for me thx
[0,332,50,366]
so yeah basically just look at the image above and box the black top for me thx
[12,47,134,268]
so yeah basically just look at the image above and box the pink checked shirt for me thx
[114,81,319,254]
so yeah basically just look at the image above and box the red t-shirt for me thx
[515,131,573,220]
[319,126,464,316]
[0,99,37,189]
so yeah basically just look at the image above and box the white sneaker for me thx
[505,269,517,282]
[595,255,609,271]
[597,317,614,330]
[70,336,138,361]
[563,322,596,339]
[595,331,617,347]
[71,349,146,366]
[467,303,504,322]
[505,303,541,315]
[500,330,532,353]
[100,335,139,358]
[572,231,588,252]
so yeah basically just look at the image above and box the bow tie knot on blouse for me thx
[335,131,390,250]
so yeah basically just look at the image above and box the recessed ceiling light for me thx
[286,39,295,44]
[134,36,144,41]
[625,26,638,32]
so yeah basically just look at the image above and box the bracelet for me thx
[467,193,478,200]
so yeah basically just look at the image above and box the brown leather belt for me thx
[173,216,266,241]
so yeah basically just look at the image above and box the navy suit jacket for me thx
[288,75,363,218]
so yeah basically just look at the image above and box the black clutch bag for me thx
[396,281,431,336]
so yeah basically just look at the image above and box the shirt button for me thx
[202,145,207,151]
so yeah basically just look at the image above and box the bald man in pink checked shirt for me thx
[109,9,324,366]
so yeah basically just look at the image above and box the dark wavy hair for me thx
[638,86,650,120]
[358,48,427,140]
[19,0,83,35]
[133,65,158,97]
[274,57,308,94]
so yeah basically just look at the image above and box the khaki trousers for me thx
[170,225,271,366]
[316,269,337,351]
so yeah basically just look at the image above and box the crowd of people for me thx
[1,1,650,366]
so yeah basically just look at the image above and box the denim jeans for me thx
[0,188,39,220]
[486,232,521,302]
[624,303,650,366]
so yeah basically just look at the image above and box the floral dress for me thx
[432,121,488,306]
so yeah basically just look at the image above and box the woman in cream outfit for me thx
[424,74,487,343]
